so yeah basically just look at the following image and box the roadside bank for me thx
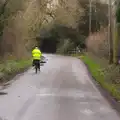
[78,53,120,113]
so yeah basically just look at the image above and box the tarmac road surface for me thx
[0,54,119,120]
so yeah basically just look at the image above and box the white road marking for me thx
[99,106,113,113]
[80,109,94,115]
[36,93,85,98]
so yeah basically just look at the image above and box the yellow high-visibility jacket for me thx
[32,48,42,60]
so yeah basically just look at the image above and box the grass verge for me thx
[80,55,120,101]
[0,59,32,84]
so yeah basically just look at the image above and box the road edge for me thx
[0,67,31,90]
[81,60,120,116]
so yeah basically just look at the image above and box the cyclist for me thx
[32,46,42,71]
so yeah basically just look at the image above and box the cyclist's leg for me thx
[38,60,40,71]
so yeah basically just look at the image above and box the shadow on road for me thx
[0,92,8,95]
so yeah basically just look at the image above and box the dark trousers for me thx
[32,59,40,70]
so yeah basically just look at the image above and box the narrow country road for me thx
[0,54,119,120]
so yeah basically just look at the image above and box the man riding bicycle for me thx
[32,46,42,71]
